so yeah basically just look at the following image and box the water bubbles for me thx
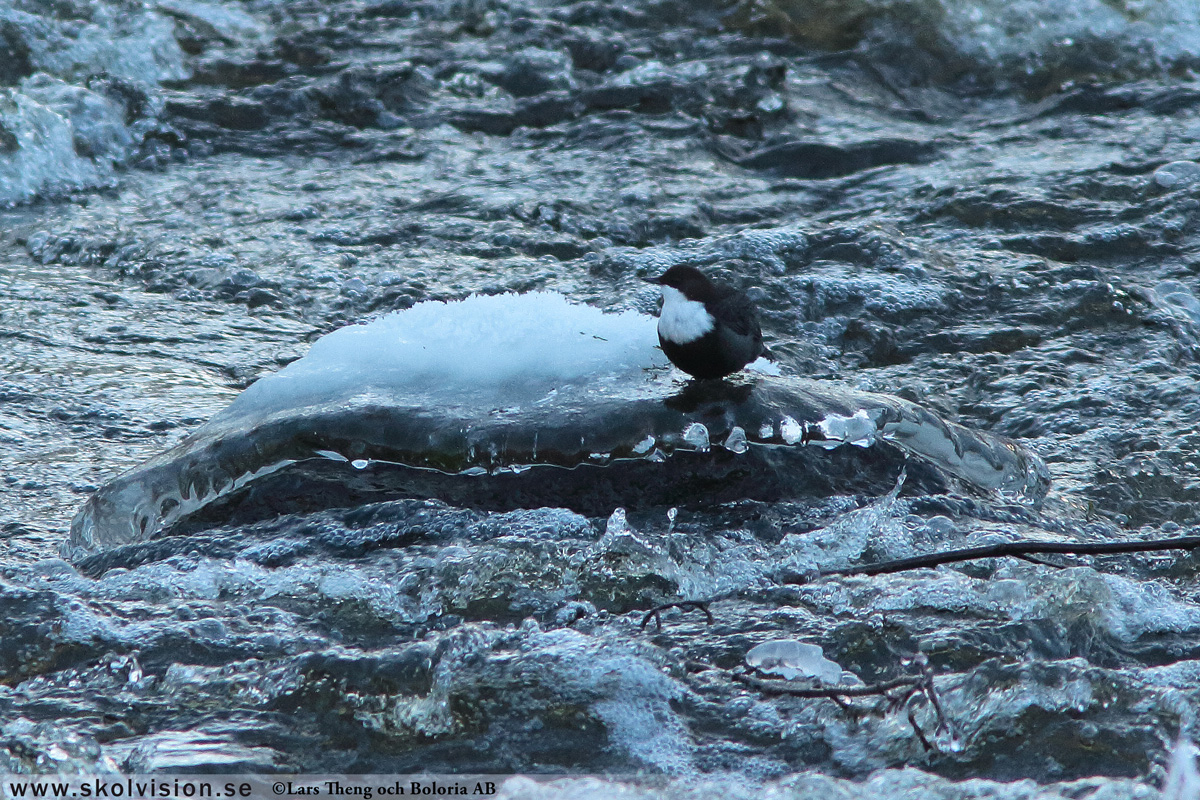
[1154,160,1200,189]
[756,94,784,114]
[1152,280,1200,327]
[436,545,472,564]
[351,459,369,470]
[554,601,596,626]
[605,507,629,536]
[666,507,677,533]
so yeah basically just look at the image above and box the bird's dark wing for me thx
[711,290,762,342]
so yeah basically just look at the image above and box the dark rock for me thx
[449,109,517,136]
[0,21,32,86]
[520,236,589,260]
[565,31,626,72]
[0,581,89,684]
[494,49,573,98]
[722,137,941,179]
[0,119,16,153]
[166,97,271,130]
[191,58,292,88]
[244,289,281,308]
[314,72,388,128]
[513,93,583,128]
[276,36,334,68]
[582,81,675,113]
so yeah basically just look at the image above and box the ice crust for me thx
[67,292,1050,557]
[227,291,665,416]
[746,639,844,684]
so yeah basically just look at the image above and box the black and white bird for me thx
[646,265,764,380]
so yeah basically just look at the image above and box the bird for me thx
[645,265,764,379]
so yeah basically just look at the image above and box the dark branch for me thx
[640,601,714,631]
[809,535,1200,579]
[912,654,952,736]
[907,703,933,751]
[733,653,956,751]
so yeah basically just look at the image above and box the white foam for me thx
[769,0,1200,82]
[1164,738,1200,800]
[0,2,189,205]
[8,4,187,88]
[939,0,1200,74]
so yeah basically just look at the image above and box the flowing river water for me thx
[4,0,1200,796]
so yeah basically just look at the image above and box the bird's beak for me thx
[641,274,662,285]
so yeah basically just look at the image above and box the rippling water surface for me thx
[4,0,1200,796]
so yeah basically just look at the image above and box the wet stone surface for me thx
[2,0,1200,795]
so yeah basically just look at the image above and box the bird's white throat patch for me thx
[657,285,715,344]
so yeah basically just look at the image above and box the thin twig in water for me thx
[912,654,952,737]
[640,600,714,631]
[735,652,957,751]
[808,535,1200,579]
[907,701,933,751]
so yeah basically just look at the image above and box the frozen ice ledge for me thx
[66,292,1049,559]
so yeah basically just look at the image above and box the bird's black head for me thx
[645,265,717,301]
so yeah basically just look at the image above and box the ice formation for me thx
[67,292,1050,558]
[225,290,664,416]
[746,639,844,684]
